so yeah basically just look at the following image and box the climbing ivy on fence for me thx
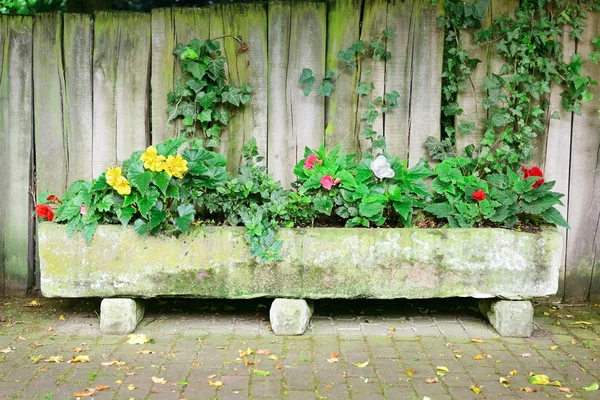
[434,0,600,173]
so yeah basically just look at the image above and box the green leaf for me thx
[299,68,315,96]
[117,206,136,227]
[583,382,599,391]
[156,137,187,157]
[313,197,333,216]
[359,202,383,218]
[318,80,335,97]
[133,218,150,235]
[424,203,453,218]
[387,184,402,201]
[253,370,271,377]
[393,200,411,220]
[90,173,109,191]
[541,207,570,229]
[206,57,226,82]
[96,194,114,212]
[128,162,153,196]
[82,222,98,244]
[136,187,161,218]
[148,208,167,231]
[186,62,206,80]
[213,108,230,125]
[356,81,372,97]
[198,109,212,122]
[222,88,241,107]
[174,203,196,233]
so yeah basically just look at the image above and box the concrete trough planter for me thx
[39,223,562,337]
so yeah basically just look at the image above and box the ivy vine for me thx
[167,37,252,148]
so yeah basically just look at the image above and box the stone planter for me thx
[39,223,562,337]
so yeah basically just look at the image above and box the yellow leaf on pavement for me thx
[44,356,64,363]
[435,366,450,373]
[327,357,339,363]
[208,380,223,387]
[127,384,136,390]
[151,376,167,384]
[473,354,484,360]
[499,377,510,386]
[470,339,486,343]
[101,361,126,366]
[59,315,66,321]
[69,355,91,363]
[529,374,561,387]
[549,345,559,350]
[353,360,370,368]
[127,334,150,345]
[509,370,517,376]
[470,385,481,394]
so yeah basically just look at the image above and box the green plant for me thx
[0,0,66,14]
[167,38,252,148]
[424,157,569,228]
[293,145,432,228]
[299,30,399,155]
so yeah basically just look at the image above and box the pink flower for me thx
[304,154,322,169]
[320,175,340,190]
[80,205,87,215]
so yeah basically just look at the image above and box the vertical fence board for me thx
[63,14,93,183]
[544,28,575,302]
[454,11,490,156]
[33,14,67,197]
[565,14,600,302]
[93,12,150,176]
[221,3,268,171]
[324,0,361,153]
[151,8,175,144]
[268,2,326,187]
[115,13,151,162]
[0,16,33,295]
[384,0,414,160]
[407,0,444,166]
[356,0,387,155]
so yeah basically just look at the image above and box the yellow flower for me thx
[113,176,131,196]
[140,146,166,172]
[164,155,188,179]
[105,167,122,187]
[105,167,131,195]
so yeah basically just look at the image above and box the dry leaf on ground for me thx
[151,376,167,384]
[127,334,150,345]
[425,378,439,384]
[208,380,223,387]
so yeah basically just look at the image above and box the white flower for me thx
[370,155,395,179]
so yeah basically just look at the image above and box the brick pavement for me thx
[1,298,599,399]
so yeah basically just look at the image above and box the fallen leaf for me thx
[405,369,415,376]
[73,346,83,353]
[499,377,510,386]
[571,321,592,325]
[177,381,188,385]
[29,355,43,364]
[583,382,599,391]
[136,350,155,354]
[520,387,534,392]
[15,336,26,342]
[44,356,64,363]
[387,327,396,332]
[435,366,450,373]
[529,374,561,387]
[327,357,339,363]
[127,334,150,345]
[127,384,136,390]
[59,315,66,321]
[353,360,370,368]
[72,385,109,397]
[208,380,223,387]
[151,376,167,384]
[325,385,332,389]
[473,354,484,360]
[549,345,559,350]
[0,347,13,354]
[256,349,271,355]
[571,339,577,345]
[425,378,439,384]
[275,364,282,370]
[509,370,517,376]
[470,385,481,394]
[470,339,486,343]
[455,354,462,359]
[253,370,271,376]
[69,355,91,363]
[206,374,217,379]
[268,355,278,361]
[101,361,125,366]
[244,360,257,366]
[115,380,123,384]
[558,387,571,393]
[330,352,340,358]
[23,300,42,307]
[521,353,531,358]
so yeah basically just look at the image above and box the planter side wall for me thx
[39,223,562,300]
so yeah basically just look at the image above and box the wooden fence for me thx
[0,0,598,302]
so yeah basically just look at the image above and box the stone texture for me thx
[100,298,145,334]
[479,299,534,337]
[270,299,313,335]
[39,223,562,300]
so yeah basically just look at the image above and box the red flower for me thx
[472,190,486,202]
[36,204,55,221]
[320,175,340,190]
[521,166,544,188]
[46,194,60,203]
[304,154,322,169]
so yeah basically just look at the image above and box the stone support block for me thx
[100,298,145,335]
[270,298,313,335]
[479,299,533,337]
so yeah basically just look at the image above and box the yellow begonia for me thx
[164,155,188,179]
[140,146,166,172]
[105,167,131,196]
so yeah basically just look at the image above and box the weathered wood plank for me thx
[0,16,34,295]
[63,14,93,183]
[267,2,326,187]
[544,26,574,302]
[454,7,491,156]
[93,12,151,176]
[33,13,67,197]
[384,0,414,160]
[221,3,268,171]
[356,0,387,156]
[407,0,444,167]
[324,0,361,154]
[565,12,600,302]
[151,8,175,144]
